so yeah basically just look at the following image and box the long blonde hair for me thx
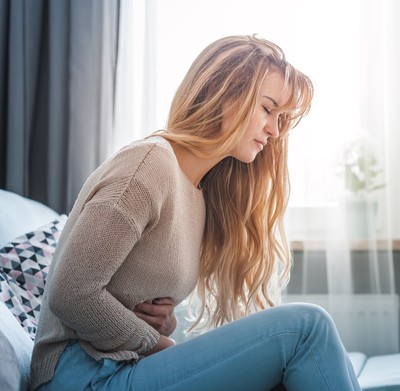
[162,35,313,329]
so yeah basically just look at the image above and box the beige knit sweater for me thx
[30,136,206,390]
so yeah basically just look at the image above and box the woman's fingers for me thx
[133,297,177,336]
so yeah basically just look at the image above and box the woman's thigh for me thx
[40,303,360,391]
[121,303,359,391]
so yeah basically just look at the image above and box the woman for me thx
[30,35,361,390]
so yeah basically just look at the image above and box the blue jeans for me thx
[38,303,361,391]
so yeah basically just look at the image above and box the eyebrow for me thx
[262,95,279,107]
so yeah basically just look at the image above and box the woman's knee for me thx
[276,302,337,336]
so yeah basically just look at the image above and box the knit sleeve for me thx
[47,201,160,355]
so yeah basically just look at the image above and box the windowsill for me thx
[290,240,400,251]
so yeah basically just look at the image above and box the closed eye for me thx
[263,106,272,115]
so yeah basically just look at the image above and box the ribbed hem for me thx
[80,327,160,361]
[30,343,68,391]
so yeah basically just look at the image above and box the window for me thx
[116,0,399,239]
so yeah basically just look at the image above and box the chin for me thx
[232,146,260,163]
[237,154,258,164]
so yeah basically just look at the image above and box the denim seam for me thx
[302,338,331,390]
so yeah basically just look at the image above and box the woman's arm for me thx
[47,202,160,355]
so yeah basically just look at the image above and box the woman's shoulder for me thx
[117,135,176,168]
[93,135,175,183]
[73,137,174,215]
[107,135,179,190]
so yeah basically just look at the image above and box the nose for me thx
[264,116,280,138]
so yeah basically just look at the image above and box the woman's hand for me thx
[133,297,177,337]
[142,334,176,356]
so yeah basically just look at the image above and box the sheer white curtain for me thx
[113,0,158,152]
[283,0,399,356]
[286,0,397,292]
[114,0,400,352]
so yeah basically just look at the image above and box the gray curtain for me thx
[0,0,120,214]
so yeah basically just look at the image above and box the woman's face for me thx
[223,71,290,163]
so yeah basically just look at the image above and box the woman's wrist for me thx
[143,335,176,356]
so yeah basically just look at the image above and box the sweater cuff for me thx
[137,326,160,355]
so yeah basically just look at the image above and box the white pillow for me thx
[0,301,33,391]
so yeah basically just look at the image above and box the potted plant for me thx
[344,138,385,196]
[343,136,385,237]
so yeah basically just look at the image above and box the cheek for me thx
[244,119,261,138]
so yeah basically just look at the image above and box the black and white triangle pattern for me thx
[0,215,67,339]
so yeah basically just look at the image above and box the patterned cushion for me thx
[0,272,40,340]
[0,216,67,297]
[0,216,67,339]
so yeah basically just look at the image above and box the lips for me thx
[255,139,268,148]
